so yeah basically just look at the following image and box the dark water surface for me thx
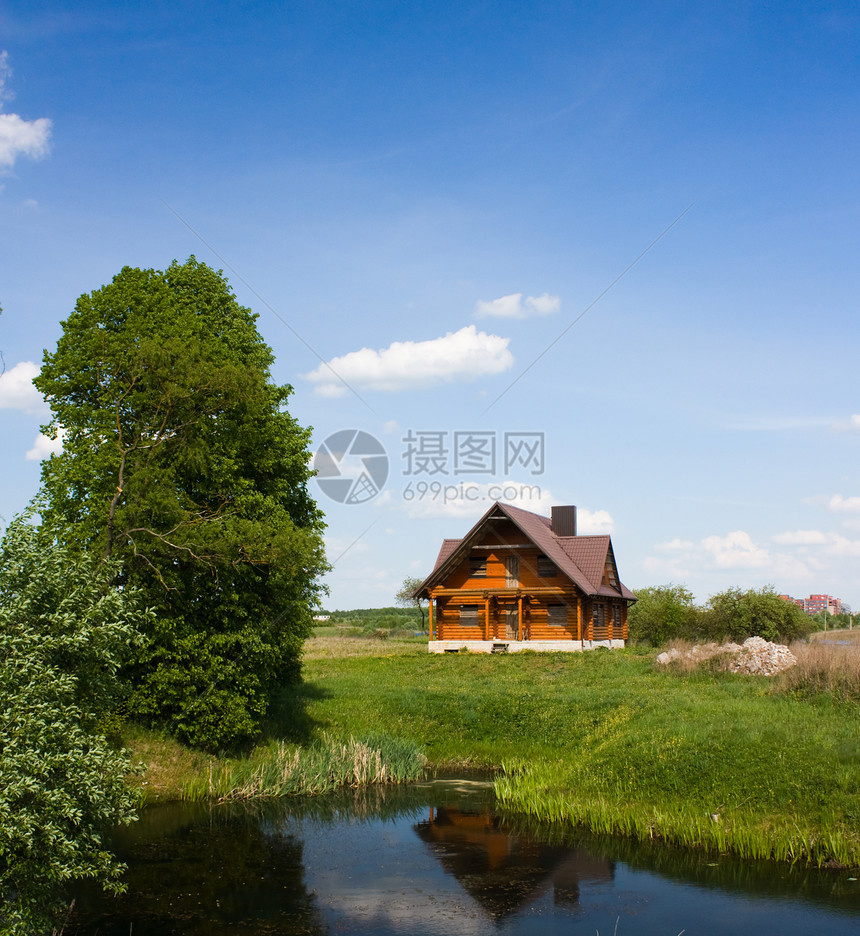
[68,778,860,935]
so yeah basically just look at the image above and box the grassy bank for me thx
[127,632,860,866]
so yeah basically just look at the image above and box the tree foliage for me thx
[627,584,697,647]
[34,258,328,750]
[395,576,427,631]
[0,516,147,935]
[629,583,818,646]
[702,586,815,643]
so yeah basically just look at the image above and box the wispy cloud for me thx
[772,529,828,545]
[832,414,860,432]
[0,361,47,413]
[26,428,64,461]
[302,325,513,397]
[475,292,560,319]
[723,415,834,432]
[829,494,860,513]
[645,529,813,581]
[700,530,772,569]
[0,52,52,171]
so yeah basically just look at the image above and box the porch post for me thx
[428,598,434,640]
[517,595,523,640]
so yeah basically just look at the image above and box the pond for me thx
[68,778,860,935]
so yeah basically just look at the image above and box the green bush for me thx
[627,584,698,646]
[701,586,816,643]
[0,516,150,934]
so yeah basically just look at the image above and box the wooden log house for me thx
[414,502,636,653]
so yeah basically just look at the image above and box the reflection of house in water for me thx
[415,807,614,919]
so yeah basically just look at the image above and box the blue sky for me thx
[1,1,858,612]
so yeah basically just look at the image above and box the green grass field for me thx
[130,630,860,866]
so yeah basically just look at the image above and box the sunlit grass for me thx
[129,635,860,865]
[298,639,860,866]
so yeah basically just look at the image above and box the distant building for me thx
[779,593,843,616]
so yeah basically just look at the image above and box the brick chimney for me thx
[551,505,577,536]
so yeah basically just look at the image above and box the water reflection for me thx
[67,779,860,935]
[415,806,613,918]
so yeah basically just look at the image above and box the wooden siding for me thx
[435,595,582,642]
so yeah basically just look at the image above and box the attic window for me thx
[548,603,567,626]
[603,548,619,587]
[537,555,557,577]
[469,557,487,578]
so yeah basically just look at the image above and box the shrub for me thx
[0,516,149,934]
[701,587,815,643]
[627,585,698,646]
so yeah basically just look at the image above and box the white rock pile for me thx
[656,636,797,676]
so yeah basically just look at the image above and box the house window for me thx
[459,604,480,625]
[612,605,621,627]
[537,555,557,577]
[593,602,609,638]
[469,557,487,578]
[548,603,567,626]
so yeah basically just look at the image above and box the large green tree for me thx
[34,258,328,750]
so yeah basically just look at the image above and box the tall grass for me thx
[777,641,860,703]
[182,734,426,801]
[493,761,859,867]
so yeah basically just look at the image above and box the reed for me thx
[182,733,426,801]
[776,640,860,703]
[493,760,859,867]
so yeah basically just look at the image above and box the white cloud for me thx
[829,494,860,513]
[0,361,47,413]
[642,555,690,578]
[577,508,614,534]
[656,537,695,551]
[772,529,829,545]
[25,428,64,461]
[0,52,52,171]
[701,530,771,569]
[645,529,813,583]
[828,535,860,557]
[303,325,513,397]
[475,292,560,319]
[832,414,860,432]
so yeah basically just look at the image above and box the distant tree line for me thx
[628,585,819,647]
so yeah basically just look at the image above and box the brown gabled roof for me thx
[414,501,636,601]
[433,539,462,571]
